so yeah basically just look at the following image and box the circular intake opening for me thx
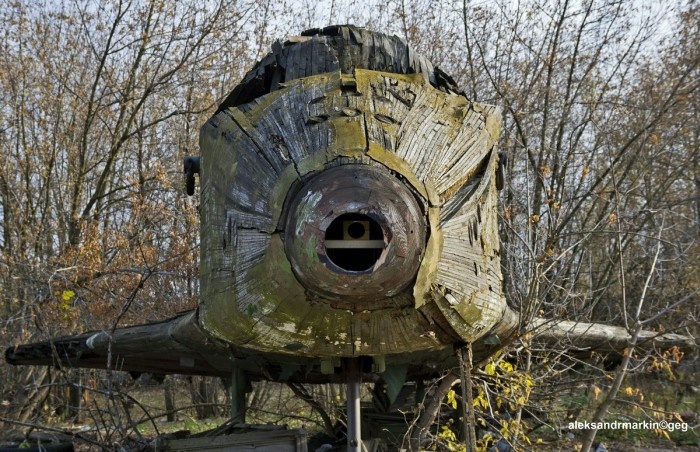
[283,164,426,302]
[324,213,384,272]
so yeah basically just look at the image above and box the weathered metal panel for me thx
[199,63,505,357]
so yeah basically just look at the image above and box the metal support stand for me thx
[345,358,362,452]
[231,365,248,425]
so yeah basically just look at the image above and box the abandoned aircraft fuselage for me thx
[6,26,520,382]
[195,25,512,364]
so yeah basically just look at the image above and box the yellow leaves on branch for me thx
[485,361,497,376]
[440,356,539,448]
[60,290,76,309]
[648,346,684,380]
[438,425,457,442]
[51,289,77,324]
[437,425,464,452]
[474,392,490,410]
[472,356,534,443]
[655,428,672,441]
[446,389,458,409]
[623,386,644,402]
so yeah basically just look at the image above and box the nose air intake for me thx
[324,213,384,271]
[283,165,426,302]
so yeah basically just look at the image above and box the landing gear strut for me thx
[344,358,362,452]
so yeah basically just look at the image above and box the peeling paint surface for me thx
[198,68,506,357]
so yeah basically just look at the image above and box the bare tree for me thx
[1,0,696,448]
[0,0,267,439]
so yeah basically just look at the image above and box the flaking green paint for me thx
[367,143,431,202]
[270,165,300,228]
[454,297,485,327]
[300,235,318,270]
[473,103,502,150]
[413,207,443,308]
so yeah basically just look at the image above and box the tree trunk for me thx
[164,375,176,422]
[409,372,459,451]
[189,376,218,419]
[458,345,477,451]
[66,369,83,422]
[2,367,52,427]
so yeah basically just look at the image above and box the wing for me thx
[4,310,471,384]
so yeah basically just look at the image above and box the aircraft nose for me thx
[283,165,426,302]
